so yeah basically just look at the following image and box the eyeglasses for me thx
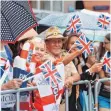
[103,42,110,44]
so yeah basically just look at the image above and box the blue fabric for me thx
[0,48,7,78]
[79,90,85,111]
[0,66,5,77]
[98,96,110,109]
[79,90,88,111]
[4,45,13,64]
[79,90,94,111]
[13,67,33,88]
[0,45,13,78]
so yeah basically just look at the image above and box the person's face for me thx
[67,36,78,53]
[87,55,97,65]
[34,42,45,61]
[103,38,110,51]
[46,38,63,56]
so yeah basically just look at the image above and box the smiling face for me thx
[30,38,46,61]
[34,42,46,61]
[103,38,110,52]
[67,36,79,53]
[45,38,63,57]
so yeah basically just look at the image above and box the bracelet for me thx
[85,69,92,75]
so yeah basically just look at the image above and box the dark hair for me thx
[63,30,79,38]
[8,38,29,59]
[105,33,110,41]
[63,33,79,50]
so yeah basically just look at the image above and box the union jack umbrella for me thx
[66,15,82,34]
[97,14,110,30]
[75,34,94,58]
[102,51,111,73]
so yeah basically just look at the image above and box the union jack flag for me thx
[97,14,110,30]
[102,51,111,73]
[39,60,62,87]
[75,34,94,58]
[66,15,82,34]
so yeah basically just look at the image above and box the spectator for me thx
[0,43,23,111]
[98,33,111,111]
[0,28,37,111]
[44,27,80,111]
[63,33,82,111]
[63,33,103,111]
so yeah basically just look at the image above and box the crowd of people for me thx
[0,26,111,111]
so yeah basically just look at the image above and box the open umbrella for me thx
[39,9,111,42]
[1,1,38,43]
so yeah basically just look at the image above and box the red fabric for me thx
[31,62,43,111]
[20,102,32,111]
[30,59,63,111]
[32,90,44,111]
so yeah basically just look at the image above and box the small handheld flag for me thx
[102,51,111,73]
[66,15,82,34]
[97,14,110,30]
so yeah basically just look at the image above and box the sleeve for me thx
[80,65,93,80]
[80,71,92,80]
[70,61,78,74]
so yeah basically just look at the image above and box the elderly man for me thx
[44,26,80,111]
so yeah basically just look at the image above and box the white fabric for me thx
[34,60,64,111]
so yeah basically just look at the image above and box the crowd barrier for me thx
[0,78,110,111]
[65,80,92,111]
[94,78,111,111]
[1,86,38,111]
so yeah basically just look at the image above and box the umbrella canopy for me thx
[1,1,38,43]
[35,12,50,21]
[39,9,111,42]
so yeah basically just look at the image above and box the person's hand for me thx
[27,81,36,87]
[2,79,23,90]
[70,44,83,54]
[89,63,103,73]
[64,77,74,88]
